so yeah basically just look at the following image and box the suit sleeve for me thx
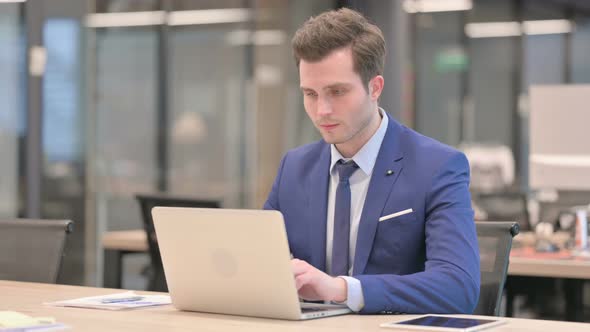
[263,153,287,211]
[355,152,480,314]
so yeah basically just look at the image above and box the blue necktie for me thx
[332,159,359,276]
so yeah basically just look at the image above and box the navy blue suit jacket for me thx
[264,113,480,314]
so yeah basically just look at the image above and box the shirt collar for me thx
[330,107,389,177]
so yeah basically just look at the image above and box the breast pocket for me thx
[371,209,423,266]
[378,208,415,223]
[376,210,418,234]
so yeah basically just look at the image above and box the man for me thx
[263,8,480,315]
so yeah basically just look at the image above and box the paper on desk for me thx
[0,311,68,331]
[45,291,171,311]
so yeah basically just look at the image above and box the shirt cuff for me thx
[338,276,365,312]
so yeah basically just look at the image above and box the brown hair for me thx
[292,8,386,88]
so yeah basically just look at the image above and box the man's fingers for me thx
[291,258,309,275]
[290,259,340,302]
[295,272,312,290]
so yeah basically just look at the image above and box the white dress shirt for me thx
[326,108,388,312]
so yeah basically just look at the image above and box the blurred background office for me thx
[1,0,590,320]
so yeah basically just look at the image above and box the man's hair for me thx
[292,8,386,88]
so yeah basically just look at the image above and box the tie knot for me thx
[336,160,359,182]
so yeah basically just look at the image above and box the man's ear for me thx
[368,75,384,101]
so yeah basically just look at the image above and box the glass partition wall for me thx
[0,1,25,219]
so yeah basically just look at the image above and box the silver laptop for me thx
[152,207,352,320]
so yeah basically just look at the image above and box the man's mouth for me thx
[319,124,339,130]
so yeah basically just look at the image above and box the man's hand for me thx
[291,259,347,302]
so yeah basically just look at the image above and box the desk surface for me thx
[102,230,147,252]
[509,232,590,279]
[508,253,590,279]
[2,280,589,332]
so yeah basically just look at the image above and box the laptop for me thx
[151,207,352,320]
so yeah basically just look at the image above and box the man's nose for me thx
[316,96,332,116]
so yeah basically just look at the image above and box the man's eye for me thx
[332,89,345,96]
[305,91,317,97]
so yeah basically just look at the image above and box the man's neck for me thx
[335,107,382,158]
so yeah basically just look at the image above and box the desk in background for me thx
[101,230,590,281]
[506,247,590,322]
[507,231,590,321]
[102,230,147,289]
[2,280,590,332]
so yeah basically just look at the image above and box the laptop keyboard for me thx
[301,307,328,313]
[300,303,347,313]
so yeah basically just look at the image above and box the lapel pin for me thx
[386,170,394,176]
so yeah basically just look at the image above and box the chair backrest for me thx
[473,221,519,316]
[473,191,530,230]
[135,193,220,291]
[0,219,73,283]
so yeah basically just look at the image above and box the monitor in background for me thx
[529,85,590,191]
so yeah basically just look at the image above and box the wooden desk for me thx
[2,280,589,331]
[102,230,148,289]
[102,230,148,252]
[508,231,590,279]
[508,254,590,279]
[505,246,590,322]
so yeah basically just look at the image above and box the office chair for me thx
[473,221,519,316]
[0,219,73,283]
[473,192,531,231]
[135,193,220,291]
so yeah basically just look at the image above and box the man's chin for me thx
[319,134,345,145]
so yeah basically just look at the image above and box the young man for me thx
[264,8,480,315]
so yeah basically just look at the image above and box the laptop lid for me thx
[152,207,304,320]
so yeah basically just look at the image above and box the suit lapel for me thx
[353,115,405,275]
[307,143,331,271]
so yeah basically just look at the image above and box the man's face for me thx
[299,47,381,153]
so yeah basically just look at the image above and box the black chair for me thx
[473,221,519,316]
[135,193,220,291]
[0,219,73,283]
[473,191,530,231]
